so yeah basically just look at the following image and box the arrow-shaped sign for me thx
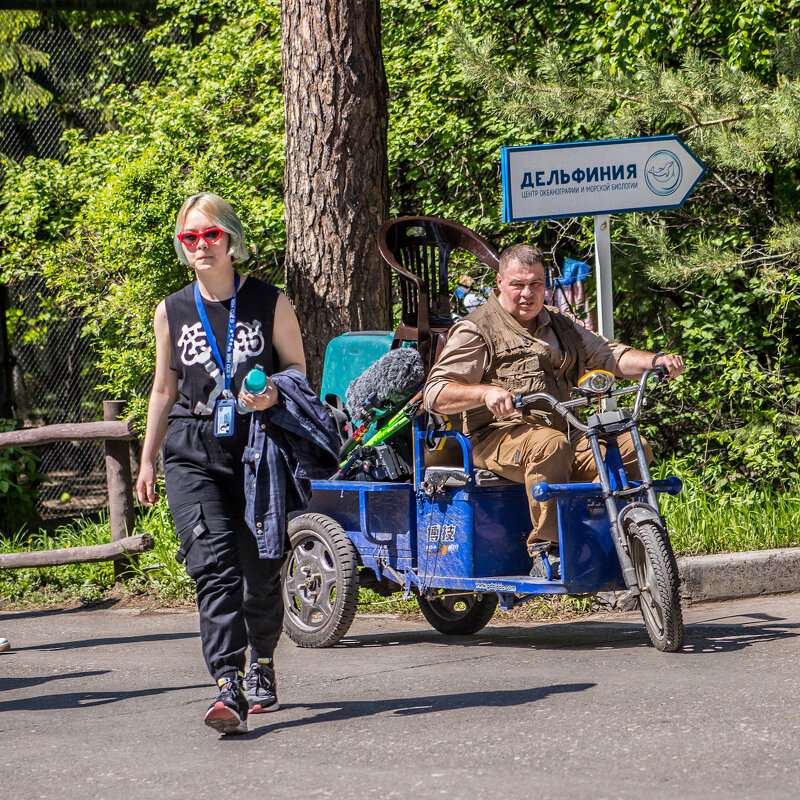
[501,135,706,222]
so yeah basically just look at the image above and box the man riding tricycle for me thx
[282,241,686,653]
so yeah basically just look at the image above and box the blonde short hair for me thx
[173,192,250,265]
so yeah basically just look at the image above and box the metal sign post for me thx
[593,214,614,342]
[593,214,615,408]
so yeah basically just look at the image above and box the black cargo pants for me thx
[163,416,284,682]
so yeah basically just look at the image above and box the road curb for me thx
[677,548,800,604]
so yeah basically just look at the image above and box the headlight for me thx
[577,370,615,395]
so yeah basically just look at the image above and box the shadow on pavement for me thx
[680,611,800,654]
[0,682,209,712]
[12,631,200,652]
[332,611,800,654]
[0,603,140,622]
[234,683,595,741]
[0,670,110,692]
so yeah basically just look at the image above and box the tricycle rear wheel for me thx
[417,591,498,635]
[625,520,684,652]
[282,513,359,648]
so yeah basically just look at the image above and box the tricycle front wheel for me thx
[417,591,498,635]
[626,520,684,652]
[282,513,359,648]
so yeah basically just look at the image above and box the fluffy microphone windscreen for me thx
[345,347,425,420]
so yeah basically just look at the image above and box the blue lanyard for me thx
[193,272,240,397]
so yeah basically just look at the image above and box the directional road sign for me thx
[501,135,706,223]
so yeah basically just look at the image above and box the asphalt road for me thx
[2,594,800,800]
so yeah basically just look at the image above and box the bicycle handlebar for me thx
[513,366,668,432]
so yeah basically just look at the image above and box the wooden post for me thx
[104,400,135,585]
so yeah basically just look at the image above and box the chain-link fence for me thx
[6,274,108,517]
[1,14,170,518]
[1,18,168,163]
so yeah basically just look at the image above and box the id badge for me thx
[214,397,236,437]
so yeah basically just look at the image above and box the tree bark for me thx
[282,0,391,388]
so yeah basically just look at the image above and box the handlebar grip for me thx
[653,364,669,380]
[512,394,524,409]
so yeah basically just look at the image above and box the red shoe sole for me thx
[249,702,280,714]
[205,702,247,734]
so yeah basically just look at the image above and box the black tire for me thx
[282,513,360,648]
[417,591,498,635]
[625,520,684,652]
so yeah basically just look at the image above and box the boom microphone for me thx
[345,347,425,421]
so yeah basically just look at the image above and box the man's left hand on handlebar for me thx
[616,348,685,381]
[652,352,685,379]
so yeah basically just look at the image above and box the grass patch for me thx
[0,502,195,608]
[0,518,116,606]
[124,501,196,602]
[357,587,417,614]
[658,462,800,556]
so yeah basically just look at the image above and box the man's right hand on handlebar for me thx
[482,386,517,419]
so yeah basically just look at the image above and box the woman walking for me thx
[136,193,306,734]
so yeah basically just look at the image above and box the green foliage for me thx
[0,11,51,117]
[0,516,115,604]
[0,502,190,606]
[2,0,800,489]
[0,420,46,534]
[124,497,196,600]
[0,1,286,422]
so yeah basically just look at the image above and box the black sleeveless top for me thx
[164,276,280,420]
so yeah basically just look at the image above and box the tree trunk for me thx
[282,0,391,389]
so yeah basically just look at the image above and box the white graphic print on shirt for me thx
[177,319,266,414]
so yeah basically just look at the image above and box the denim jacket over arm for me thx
[243,369,340,558]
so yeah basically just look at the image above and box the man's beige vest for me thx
[462,292,585,435]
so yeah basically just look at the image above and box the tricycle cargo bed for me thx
[302,480,416,571]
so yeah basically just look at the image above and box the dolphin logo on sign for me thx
[645,150,683,196]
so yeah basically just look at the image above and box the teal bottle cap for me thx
[244,365,268,394]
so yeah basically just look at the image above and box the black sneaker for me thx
[529,543,561,580]
[245,658,279,714]
[204,674,249,735]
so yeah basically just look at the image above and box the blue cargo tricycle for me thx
[282,364,684,652]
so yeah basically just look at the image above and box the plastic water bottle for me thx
[237,365,268,413]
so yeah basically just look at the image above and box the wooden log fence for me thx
[0,534,153,569]
[0,400,149,584]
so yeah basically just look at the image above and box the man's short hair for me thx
[498,244,545,275]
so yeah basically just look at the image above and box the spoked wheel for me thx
[417,591,498,635]
[282,514,359,648]
[625,520,684,652]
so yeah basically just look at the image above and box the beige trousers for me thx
[470,422,653,551]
